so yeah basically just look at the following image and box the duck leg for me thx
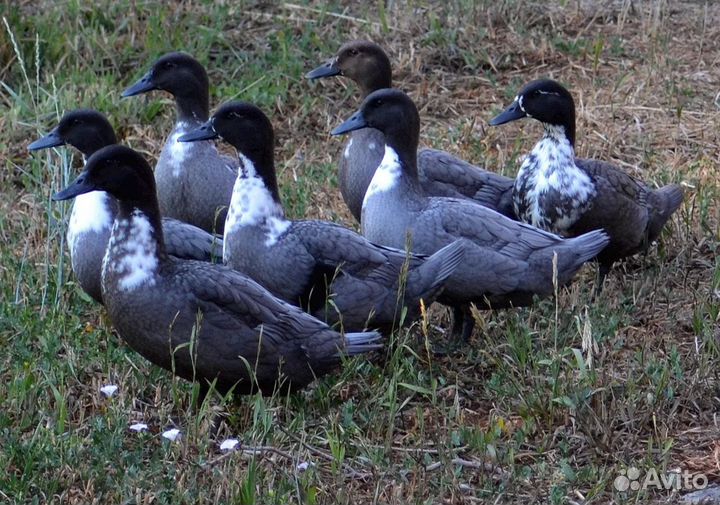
[459,304,475,342]
[432,305,474,356]
[594,262,612,297]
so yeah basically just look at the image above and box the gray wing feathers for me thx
[294,220,390,267]
[405,239,465,300]
[162,217,223,262]
[419,148,516,216]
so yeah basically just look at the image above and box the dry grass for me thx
[1,1,718,504]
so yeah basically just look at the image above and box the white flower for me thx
[129,423,148,433]
[219,439,240,451]
[99,385,118,398]
[162,428,181,441]
[296,461,314,472]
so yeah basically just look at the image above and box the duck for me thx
[51,144,382,396]
[331,88,610,341]
[29,109,223,305]
[121,52,237,234]
[177,101,465,333]
[306,40,516,222]
[489,79,684,284]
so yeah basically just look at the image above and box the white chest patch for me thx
[168,122,196,177]
[224,154,289,251]
[343,138,353,160]
[67,191,114,258]
[514,125,596,234]
[363,146,401,207]
[103,210,159,291]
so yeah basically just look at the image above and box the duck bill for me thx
[121,70,156,97]
[489,100,527,126]
[28,128,64,151]
[52,173,96,201]
[177,121,218,143]
[331,111,368,136]
[305,58,341,79]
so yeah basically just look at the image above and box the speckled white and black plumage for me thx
[52,145,381,395]
[122,52,238,234]
[179,102,465,334]
[332,89,610,340]
[490,79,684,280]
[307,40,516,222]
[29,109,223,304]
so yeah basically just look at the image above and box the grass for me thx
[1,1,718,503]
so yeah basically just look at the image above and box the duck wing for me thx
[418,149,516,218]
[162,217,223,262]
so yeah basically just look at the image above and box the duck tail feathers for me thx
[343,331,383,356]
[648,184,684,240]
[567,229,610,264]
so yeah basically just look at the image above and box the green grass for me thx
[1,1,718,504]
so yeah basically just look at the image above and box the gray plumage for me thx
[52,145,381,395]
[332,88,609,339]
[179,101,465,333]
[29,109,223,304]
[307,40,516,222]
[122,52,237,234]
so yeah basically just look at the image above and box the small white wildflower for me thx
[296,461,315,472]
[99,385,118,398]
[219,439,240,451]
[162,428,181,441]
[129,423,148,433]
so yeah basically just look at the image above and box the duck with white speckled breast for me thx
[332,88,610,342]
[29,109,223,304]
[489,79,684,286]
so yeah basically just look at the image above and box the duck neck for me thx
[384,122,420,182]
[521,124,577,179]
[114,200,166,257]
[77,131,117,157]
[539,124,576,161]
[174,90,210,124]
[104,201,165,291]
[545,119,575,149]
[359,72,392,98]
[226,152,288,236]
[363,143,422,205]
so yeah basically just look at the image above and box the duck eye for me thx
[350,49,359,56]
[165,62,176,69]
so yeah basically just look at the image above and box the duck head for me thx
[122,52,210,121]
[178,101,279,200]
[53,144,157,205]
[489,79,576,146]
[332,88,421,180]
[29,109,117,157]
[332,88,419,152]
[306,40,392,97]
